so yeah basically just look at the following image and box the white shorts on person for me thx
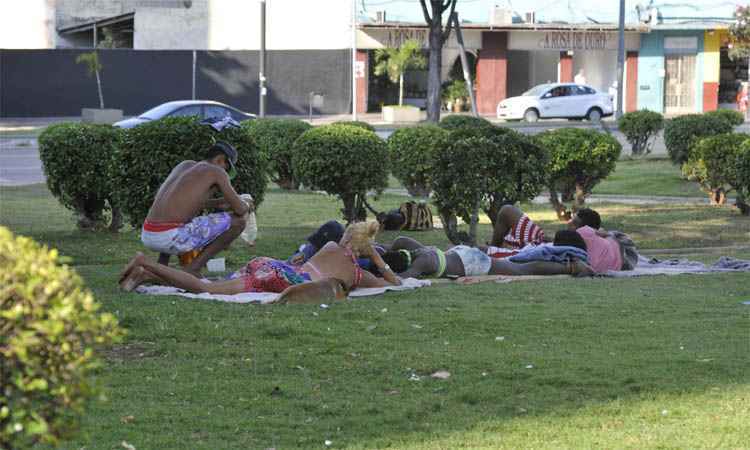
[447,245,492,276]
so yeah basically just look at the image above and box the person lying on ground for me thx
[140,141,250,275]
[382,232,593,280]
[287,220,386,272]
[120,221,402,303]
[567,209,638,272]
[483,204,550,258]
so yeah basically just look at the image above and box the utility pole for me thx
[451,12,478,116]
[259,0,267,117]
[351,0,358,120]
[616,0,625,118]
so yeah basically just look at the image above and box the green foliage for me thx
[331,120,377,133]
[113,117,267,227]
[75,51,101,76]
[386,125,448,197]
[683,133,750,204]
[705,108,745,127]
[0,227,122,448]
[735,141,750,214]
[617,110,664,156]
[373,40,427,105]
[663,114,733,166]
[292,124,388,223]
[536,128,621,220]
[431,127,548,243]
[442,79,469,103]
[729,5,750,60]
[438,114,492,131]
[244,118,311,190]
[38,123,122,230]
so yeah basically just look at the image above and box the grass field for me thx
[1,183,749,449]
[593,159,707,198]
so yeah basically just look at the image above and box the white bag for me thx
[239,194,258,245]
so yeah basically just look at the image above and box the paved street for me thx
[0,138,44,186]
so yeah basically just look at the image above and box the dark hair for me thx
[307,220,345,250]
[381,249,411,273]
[377,209,406,231]
[576,208,601,230]
[553,229,587,252]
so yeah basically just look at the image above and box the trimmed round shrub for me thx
[38,123,123,230]
[244,118,311,189]
[431,128,548,244]
[292,124,388,223]
[113,117,268,227]
[735,142,750,215]
[438,115,493,131]
[682,133,750,205]
[663,114,733,166]
[536,128,621,220]
[617,110,664,156]
[331,120,376,133]
[0,227,122,448]
[705,109,744,127]
[387,125,448,197]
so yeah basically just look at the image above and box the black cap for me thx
[211,141,237,179]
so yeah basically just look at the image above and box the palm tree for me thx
[373,40,427,106]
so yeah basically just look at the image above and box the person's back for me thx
[147,161,223,223]
[575,226,621,273]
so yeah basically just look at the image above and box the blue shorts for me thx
[141,212,232,254]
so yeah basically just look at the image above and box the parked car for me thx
[114,100,256,129]
[496,83,613,123]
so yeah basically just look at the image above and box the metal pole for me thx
[616,0,625,118]
[192,50,196,100]
[351,0,358,120]
[93,23,97,47]
[452,12,478,116]
[259,0,267,117]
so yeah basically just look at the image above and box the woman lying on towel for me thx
[381,231,594,279]
[119,221,401,303]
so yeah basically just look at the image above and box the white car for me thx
[496,83,614,123]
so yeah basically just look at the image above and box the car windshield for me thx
[138,103,182,120]
[522,84,554,97]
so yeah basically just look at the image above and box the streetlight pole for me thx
[259,0,267,117]
[616,0,625,118]
[351,0,358,120]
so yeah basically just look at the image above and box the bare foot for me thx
[120,266,149,292]
[119,252,146,284]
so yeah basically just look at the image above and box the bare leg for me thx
[120,252,246,294]
[186,214,246,275]
[489,205,524,246]
[489,258,593,277]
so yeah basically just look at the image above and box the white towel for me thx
[135,278,430,305]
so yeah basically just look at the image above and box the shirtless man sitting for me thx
[140,141,250,275]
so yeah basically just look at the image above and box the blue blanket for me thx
[508,244,589,264]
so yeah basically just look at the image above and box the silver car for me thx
[114,100,256,129]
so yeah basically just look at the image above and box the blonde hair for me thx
[345,221,380,256]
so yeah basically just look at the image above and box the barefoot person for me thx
[381,232,593,279]
[121,222,402,304]
[140,141,250,275]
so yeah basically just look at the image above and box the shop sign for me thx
[385,29,428,48]
[508,31,639,51]
[664,37,697,51]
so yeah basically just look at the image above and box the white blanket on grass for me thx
[603,256,750,278]
[134,277,431,305]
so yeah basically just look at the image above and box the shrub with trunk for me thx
[244,118,311,190]
[617,110,663,156]
[682,133,750,206]
[386,125,448,197]
[663,114,733,167]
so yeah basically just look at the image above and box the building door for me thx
[664,53,696,114]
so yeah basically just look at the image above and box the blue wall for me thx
[637,30,704,113]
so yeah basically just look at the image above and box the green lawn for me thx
[2,184,749,449]
[593,159,706,198]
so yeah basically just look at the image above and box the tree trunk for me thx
[109,206,123,232]
[736,196,750,216]
[548,187,572,221]
[426,19,443,123]
[95,68,104,109]
[341,194,357,224]
[438,208,473,245]
[709,187,727,205]
[573,183,587,212]
[468,200,480,245]
[399,73,404,106]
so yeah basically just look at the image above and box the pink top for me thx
[576,226,622,273]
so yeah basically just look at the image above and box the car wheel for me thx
[523,109,539,123]
[587,108,602,123]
